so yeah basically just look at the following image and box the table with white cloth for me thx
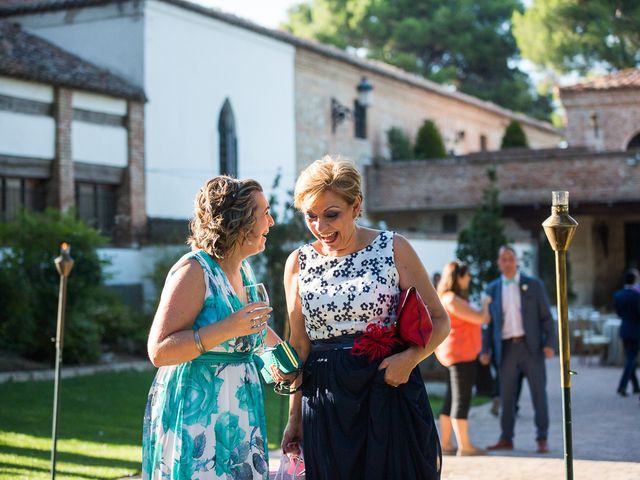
[602,318,623,366]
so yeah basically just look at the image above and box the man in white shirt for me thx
[480,246,556,454]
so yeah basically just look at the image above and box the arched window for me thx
[627,132,640,150]
[218,98,237,177]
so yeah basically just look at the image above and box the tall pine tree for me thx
[284,0,553,119]
[456,167,508,296]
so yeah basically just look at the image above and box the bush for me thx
[501,120,528,149]
[414,119,447,160]
[253,174,310,338]
[456,168,508,298]
[387,127,413,161]
[0,209,146,364]
[146,247,186,312]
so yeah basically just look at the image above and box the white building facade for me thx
[2,0,561,301]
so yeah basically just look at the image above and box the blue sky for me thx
[192,0,299,28]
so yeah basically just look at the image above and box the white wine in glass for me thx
[243,283,270,352]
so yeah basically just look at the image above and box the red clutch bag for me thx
[396,286,433,347]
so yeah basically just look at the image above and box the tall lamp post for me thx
[51,243,74,480]
[542,191,578,480]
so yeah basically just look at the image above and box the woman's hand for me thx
[270,366,300,385]
[378,348,420,387]
[223,302,272,337]
[281,416,303,454]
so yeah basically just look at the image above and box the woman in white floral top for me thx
[280,157,451,480]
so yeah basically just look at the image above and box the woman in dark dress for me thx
[279,156,450,480]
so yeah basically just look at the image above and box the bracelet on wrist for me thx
[193,328,206,354]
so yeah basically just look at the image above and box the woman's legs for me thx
[439,415,454,451]
[451,418,473,450]
[449,361,484,453]
[439,368,455,451]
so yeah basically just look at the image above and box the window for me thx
[627,132,640,150]
[354,100,367,139]
[442,214,458,233]
[480,135,488,151]
[0,176,46,221]
[218,98,238,177]
[75,182,117,235]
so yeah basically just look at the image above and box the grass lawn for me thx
[0,370,461,479]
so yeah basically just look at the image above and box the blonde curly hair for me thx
[293,155,362,209]
[187,176,263,259]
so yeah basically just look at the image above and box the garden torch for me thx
[51,242,74,480]
[542,191,578,480]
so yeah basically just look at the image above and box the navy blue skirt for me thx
[301,336,442,480]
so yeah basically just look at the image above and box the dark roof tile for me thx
[0,20,145,100]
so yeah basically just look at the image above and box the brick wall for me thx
[365,149,640,212]
[115,100,146,245]
[561,89,640,151]
[365,148,640,306]
[48,86,74,211]
[295,48,562,174]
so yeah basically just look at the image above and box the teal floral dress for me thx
[142,250,268,480]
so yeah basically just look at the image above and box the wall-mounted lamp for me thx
[331,77,373,134]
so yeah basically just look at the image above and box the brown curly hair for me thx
[187,176,263,259]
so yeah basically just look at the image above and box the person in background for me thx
[629,267,640,294]
[435,261,491,456]
[432,271,442,290]
[614,269,640,397]
[480,246,556,454]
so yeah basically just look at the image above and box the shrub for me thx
[387,127,413,161]
[414,119,447,160]
[0,209,145,364]
[501,120,528,148]
[456,168,508,297]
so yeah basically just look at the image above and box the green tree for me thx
[387,126,413,161]
[0,209,146,364]
[456,168,508,296]
[513,0,640,74]
[285,0,552,119]
[501,120,528,148]
[414,120,447,160]
[254,174,311,338]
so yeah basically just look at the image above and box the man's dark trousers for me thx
[499,340,549,441]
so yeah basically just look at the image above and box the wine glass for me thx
[243,283,271,353]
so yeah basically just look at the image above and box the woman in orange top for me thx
[435,261,490,456]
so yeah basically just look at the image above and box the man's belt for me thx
[503,335,525,343]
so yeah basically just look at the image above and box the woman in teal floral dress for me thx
[143,176,279,479]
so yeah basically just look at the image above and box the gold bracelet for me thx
[193,329,206,354]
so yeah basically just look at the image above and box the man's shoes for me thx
[617,389,628,397]
[537,439,549,454]
[487,439,513,451]
[490,398,500,417]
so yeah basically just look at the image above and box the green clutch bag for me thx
[256,340,302,384]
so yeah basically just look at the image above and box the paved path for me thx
[436,356,640,479]
[268,356,640,479]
